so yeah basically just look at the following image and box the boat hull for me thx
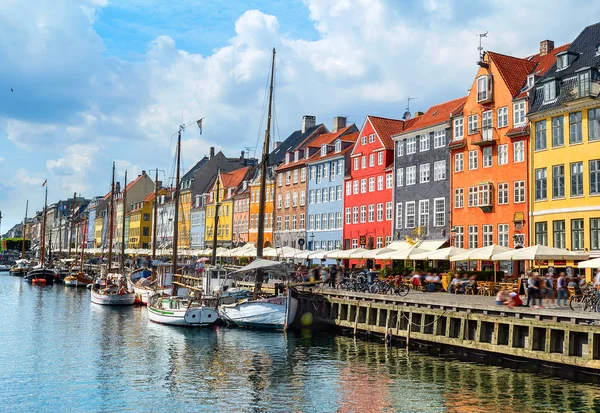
[64,277,90,287]
[219,290,298,330]
[147,304,218,327]
[90,289,136,305]
[24,269,56,284]
[127,270,172,305]
[9,268,27,276]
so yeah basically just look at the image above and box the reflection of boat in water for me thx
[147,294,218,327]
[127,265,173,305]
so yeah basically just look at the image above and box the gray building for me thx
[392,97,466,247]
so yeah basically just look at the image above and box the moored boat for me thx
[9,259,29,276]
[219,291,298,330]
[147,294,219,326]
[127,265,173,305]
[90,273,135,305]
[24,267,56,284]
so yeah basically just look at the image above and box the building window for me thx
[434,198,445,227]
[478,183,492,207]
[353,158,359,171]
[377,175,384,191]
[291,215,297,230]
[453,117,464,139]
[455,153,464,172]
[353,180,359,195]
[360,206,366,223]
[352,239,358,249]
[308,191,314,205]
[454,226,464,248]
[336,185,342,200]
[314,214,321,230]
[361,136,367,145]
[346,182,351,196]
[377,151,384,165]
[552,116,564,147]
[407,137,416,154]
[292,192,298,207]
[322,188,329,203]
[376,237,383,249]
[406,166,416,185]
[468,225,478,249]
[535,222,548,246]
[376,203,383,222]
[552,165,565,199]
[337,161,343,175]
[368,204,374,222]
[543,81,556,102]
[433,160,446,181]
[513,141,524,163]
[497,106,508,128]
[329,162,336,181]
[557,53,568,70]
[569,112,582,144]
[497,183,509,205]
[535,120,547,151]
[498,224,509,247]
[454,188,464,208]
[590,159,600,195]
[277,194,282,208]
[535,168,547,201]
[589,108,600,142]
[367,177,374,192]
[316,165,322,183]
[397,141,404,157]
[553,220,566,249]
[482,110,492,141]
[352,207,358,224]
[497,144,508,165]
[420,134,430,152]
[483,224,493,247]
[468,114,478,135]
[395,202,402,229]
[277,174,283,187]
[286,171,291,185]
[386,173,393,189]
[571,219,584,250]
[591,218,600,250]
[571,162,584,196]
[468,150,478,170]
[468,187,477,207]
[360,179,366,193]
[329,213,335,229]
[514,180,525,203]
[345,208,351,225]
[369,153,375,167]
[513,100,526,126]
[369,133,375,143]
[434,130,445,148]
[386,202,392,221]
[300,191,305,206]
[396,168,404,187]
[418,200,429,231]
[405,202,416,229]
[419,163,430,183]
[483,147,492,168]
[477,75,492,102]
[361,156,366,169]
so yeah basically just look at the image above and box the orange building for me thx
[449,43,566,271]
[247,171,275,248]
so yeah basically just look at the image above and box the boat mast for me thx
[172,126,182,292]
[121,170,127,271]
[68,192,76,256]
[107,162,116,272]
[40,183,48,267]
[22,200,28,258]
[152,168,159,261]
[256,47,275,260]
[58,200,62,257]
[80,209,86,273]
[211,168,221,265]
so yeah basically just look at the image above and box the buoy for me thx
[300,312,313,326]
[32,278,47,286]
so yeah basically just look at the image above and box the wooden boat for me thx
[24,267,56,284]
[147,294,218,326]
[9,259,29,276]
[64,271,93,287]
[127,265,173,305]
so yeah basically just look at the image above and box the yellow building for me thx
[94,216,104,247]
[205,167,252,247]
[127,194,154,249]
[528,27,600,275]
[178,189,192,249]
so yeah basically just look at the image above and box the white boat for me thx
[219,290,298,330]
[0,264,11,272]
[147,295,219,327]
[90,273,135,306]
[127,266,173,305]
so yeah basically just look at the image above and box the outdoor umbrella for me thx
[491,244,589,261]
[377,245,426,260]
[578,257,600,269]
[410,246,468,261]
[450,244,514,282]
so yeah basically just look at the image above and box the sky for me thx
[0,0,598,231]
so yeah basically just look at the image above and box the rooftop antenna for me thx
[477,31,488,62]
[403,97,418,120]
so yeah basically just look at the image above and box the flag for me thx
[196,118,203,135]
[42,179,47,187]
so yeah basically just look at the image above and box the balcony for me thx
[561,74,600,104]
[470,127,499,147]
[448,138,466,150]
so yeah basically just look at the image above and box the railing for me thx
[561,77,600,102]
[470,127,499,146]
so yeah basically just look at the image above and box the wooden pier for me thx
[292,288,600,381]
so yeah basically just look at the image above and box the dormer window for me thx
[527,74,535,90]
[294,151,299,162]
[361,136,367,145]
[557,53,569,70]
[285,153,290,164]
[335,140,341,153]
[596,43,600,56]
[320,144,327,156]
[304,149,309,159]
[543,80,557,102]
[476,75,493,103]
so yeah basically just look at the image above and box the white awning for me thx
[417,239,448,251]
[578,257,600,269]
[492,244,589,261]
[450,245,514,262]
[410,246,469,261]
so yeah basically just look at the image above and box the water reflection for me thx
[1,275,600,413]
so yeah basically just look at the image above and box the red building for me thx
[343,116,416,265]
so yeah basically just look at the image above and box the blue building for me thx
[190,194,206,250]
[306,128,358,263]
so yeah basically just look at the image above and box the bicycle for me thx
[569,285,600,312]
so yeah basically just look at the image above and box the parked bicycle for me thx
[569,285,600,312]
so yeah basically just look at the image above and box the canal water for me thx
[1,275,599,413]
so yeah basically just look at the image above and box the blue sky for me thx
[0,0,598,231]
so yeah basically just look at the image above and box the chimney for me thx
[332,116,347,133]
[240,150,245,160]
[414,111,424,117]
[115,182,121,194]
[273,141,282,149]
[210,147,215,159]
[539,40,554,56]
[302,115,316,133]
[141,170,146,176]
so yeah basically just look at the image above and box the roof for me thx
[306,132,359,163]
[123,172,150,193]
[488,52,537,97]
[397,96,467,135]
[527,43,571,77]
[181,157,209,182]
[267,124,326,166]
[221,166,251,189]
[368,116,416,149]
[506,125,529,137]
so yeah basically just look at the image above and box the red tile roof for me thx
[400,96,467,134]
[221,166,251,190]
[506,125,529,137]
[369,116,416,149]
[488,52,537,97]
[306,132,359,163]
[527,43,571,77]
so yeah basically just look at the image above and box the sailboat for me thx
[218,48,299,330]
[25,181,56,285]
[64,208,93,287]
[90,163,136,305]
[146,122,219,326]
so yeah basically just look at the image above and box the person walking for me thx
[556,272,567,308]
[328,264,337,289]
[543,273,556,308]
[526,272,542,308]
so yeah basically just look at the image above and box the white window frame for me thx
[513,141,524,163]
[498,144,508,165]
[483,147,493,168]
[396,168,404,187]
[396,202,402,229]
[434,130,445,149]
[419,163,430,184]
[468,150,478,170]
[433,160,446,181]
[406,137,417,154]
[468,114,479,135]
[454,188,464,209]
[513,100,526,126]
[514,180,525,203]
[497,106,508,128]
[497,183,509,205]
[420,134,430,152]
[434,198,445,227]
[455,153,464,172]
[386,173,393,189]
[406,166,416,185]
[453,117,464,140]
